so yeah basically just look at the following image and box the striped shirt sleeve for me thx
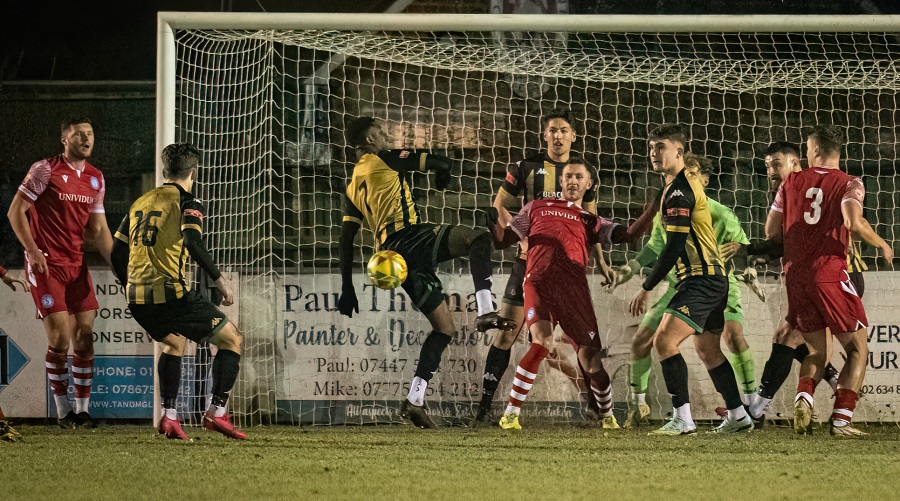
[19,160,52,201]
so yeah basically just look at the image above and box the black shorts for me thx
[382,223,450,315]
[502,257,527,307]
[129,289,229,343]
[848,271,865,299]
[666,275,729,334]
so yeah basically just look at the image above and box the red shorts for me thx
[522,276,601,350]
[29,263,99,318]
[785,273,867,334]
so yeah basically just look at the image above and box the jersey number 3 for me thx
[804,187,823,225]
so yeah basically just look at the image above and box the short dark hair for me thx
[648,124,688,150]
[541,108,576,132]
[161,143,200,180]
[766,141,801,158]
[806,125,844,157]
[565,156,587,168]
[685,153,713,176]
[61,117,92,134]
[347,117,377,148]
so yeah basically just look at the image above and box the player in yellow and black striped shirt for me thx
[110,143,246,441]
[630,124,752,435]
[337,117,513,429]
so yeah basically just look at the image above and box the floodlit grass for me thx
[2,422,899,500]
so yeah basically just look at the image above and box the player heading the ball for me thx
[337,117,514,429]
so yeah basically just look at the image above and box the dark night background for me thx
[1,0,899,266]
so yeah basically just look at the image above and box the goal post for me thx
[157,12,900,428]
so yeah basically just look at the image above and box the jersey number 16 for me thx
[134,210,162,246]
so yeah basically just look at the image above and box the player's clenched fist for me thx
[338,285,359,318]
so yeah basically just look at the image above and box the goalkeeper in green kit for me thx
[613,154,765,427]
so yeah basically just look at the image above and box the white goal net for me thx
[158,13,900,427]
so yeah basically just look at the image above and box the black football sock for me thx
[414,331,452,382]
[660,353,690,409]
[759,343,796,399]
[708,360,744,411]
[158,353,182,410]
[793,343,810,363]
[468,231,494,293]
[211,349,241,408]
[479,345,511,411]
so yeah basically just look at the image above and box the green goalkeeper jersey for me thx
[635,197,749,284]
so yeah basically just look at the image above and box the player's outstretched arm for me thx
[338,220,362,317]
[842,202,894,264]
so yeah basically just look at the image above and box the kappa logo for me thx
[667,189,684,199]
[62,175,69,183]
[677,305,690,316]
[41,294,55,309]
[536,168,548,175]
[212,317,222,328]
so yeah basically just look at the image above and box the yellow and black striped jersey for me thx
[114,183,204,304]
[661,168,726,282]
[847,239,867,273]
[498,152,599,206]
[342,150,432,247]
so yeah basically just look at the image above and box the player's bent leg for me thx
[650,315,698,436]
[442,226,512,331]
[694,331,752,433]
[722,320,756,404]
[156,334,189,440]
[401,303,455,429]
[794,330,828,435]
[829,328,868,438]
[473,301,524,426]
[576,347,618,429]
[72,310,98,427]
[42,312,79,427]
[625,323,656,428]
[500,320,553,430]
[204,322,247,440]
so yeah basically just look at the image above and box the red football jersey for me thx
[509,199,617,281]
[772,167,863,282]
[18,155,106,267]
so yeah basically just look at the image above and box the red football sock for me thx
[506,343,549,413]
[46,347,69,397]
[832,388,859,424]
[588,365,613,418]
[73,349,95,414]
[795,376,816,405]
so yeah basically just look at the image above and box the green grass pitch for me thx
[2,422,899,500]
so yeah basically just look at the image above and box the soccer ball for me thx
[366,250,408,290]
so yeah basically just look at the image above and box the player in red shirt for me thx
[6,117,113,429]
[765,125,893,438]
[488,158,637,429]
[1,263,29,442]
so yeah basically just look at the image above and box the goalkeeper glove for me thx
[736,267,766,302]
[606,259,642,292]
